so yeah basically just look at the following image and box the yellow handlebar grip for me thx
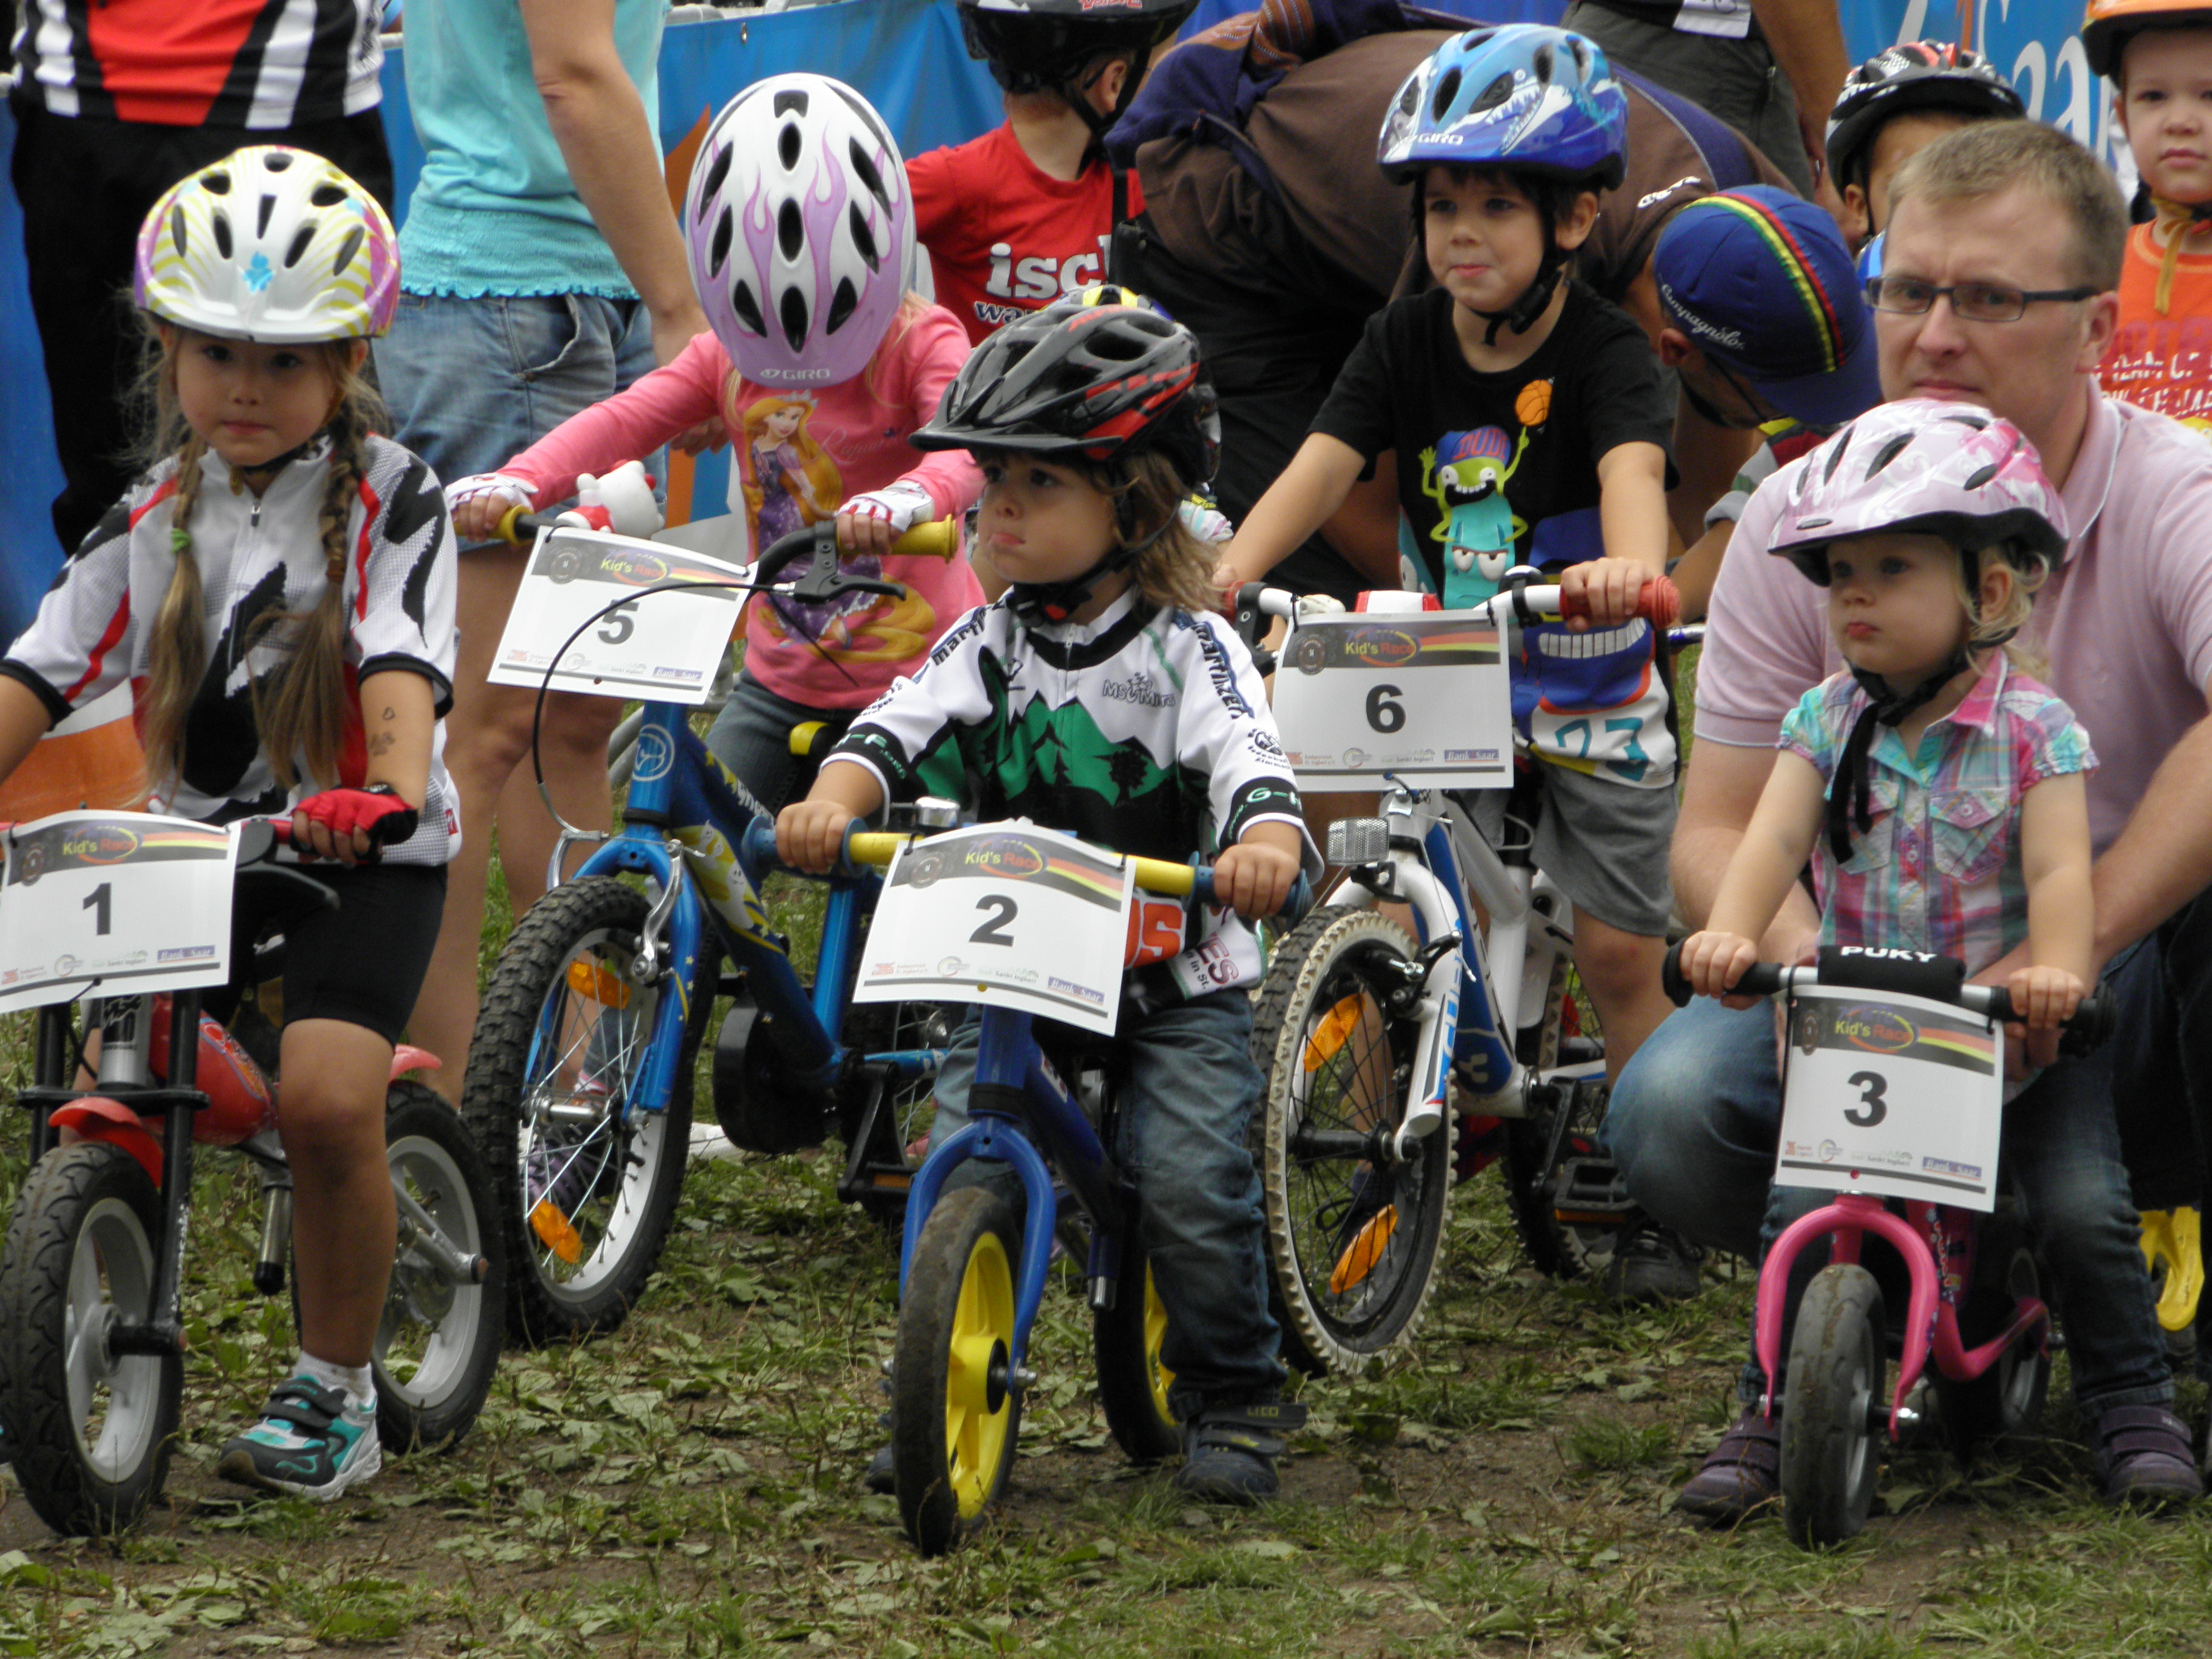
[1129,856,1195,896]
[497,502,531,545]
[845,831,905,870]
[890,518,959,561]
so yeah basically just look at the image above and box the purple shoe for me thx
[1674,1410,1782,1525]
[2089,1404,2201,1508]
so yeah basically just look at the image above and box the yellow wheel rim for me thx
[1143,1267,1176,1424]
[944,1229,1016,1519]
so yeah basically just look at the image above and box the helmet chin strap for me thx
[1005,500,1170,625]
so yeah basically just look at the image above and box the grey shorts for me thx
[1451,760,1676,938]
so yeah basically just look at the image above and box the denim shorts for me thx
[372,291,658,528]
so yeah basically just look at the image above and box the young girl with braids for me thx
[0,147,461,1501]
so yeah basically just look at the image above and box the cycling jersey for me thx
[826,590,1319,987]
[0,435,462,868]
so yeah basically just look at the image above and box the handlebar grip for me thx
[496,503,550,546]
[1558,572,1681,630]
[890,519,959,560]
[1186,866,1312,922]
[1660,939,1781,1006]
[1661,940,1692,1007]
[1983,982,2117,1056]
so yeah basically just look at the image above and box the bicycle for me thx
[1657,943,2113,1548]
[0,814,503,1536]
[743,814,1306,1556]
[1232,572,1685,1373]
[462,517,962,1343]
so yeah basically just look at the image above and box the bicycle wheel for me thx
[1248,906,1452,1376]
[1934,1205,2049,1459]
[375,1082,506,1454]
[464,876,703,1344]
[892,1187,1022,1556]
[1501,955,1619,1279]
[0,1142,181,1535]
[1781,1264,1887,1548]
[1092,1226,1180,1464]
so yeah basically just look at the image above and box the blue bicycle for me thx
[460,521,959,1342]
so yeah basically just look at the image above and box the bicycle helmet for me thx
[683,75,915,390]
[134,145,397,342]
[1825,44,2025,193]
[913,300,1219,620]
[1377,26,1627,342]
[959,0,1196,130]
[2083,0,2212,77]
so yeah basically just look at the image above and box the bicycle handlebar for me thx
[1233,570,1681,639]
[496,511,956,609]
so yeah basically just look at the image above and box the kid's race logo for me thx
[62,823,142,865]
[962,836,1045,879]
[1835,1005,1915,1054]
[595,550,672,587]
[1342,627,1420,666]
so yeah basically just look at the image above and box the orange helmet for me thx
[2082,0,2212,78]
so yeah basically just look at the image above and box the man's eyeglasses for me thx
[1864,276,2099,322]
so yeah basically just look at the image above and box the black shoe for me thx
[1173,1400,1306,1505]
[1604,1213,1705,1305]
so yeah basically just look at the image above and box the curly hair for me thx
[1080,449,1220,616]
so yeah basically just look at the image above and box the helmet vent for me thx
[1471,71,1515,114]
[330,226,363,277]
[848,140,889,211]
[708,208,734,277]
[1533,42,1555,83]
[848,203,880,270]
[1962,461,2001,490]
[203,169,232,196]
[826,276,858,336]
[284,225,316,269]
[1865,433,1914,476]
[263,151,293,172]
[699,147,733,206]
[778,200,805,262]
[778,121,802,172]
[258,194,276,239]
[1397,78,1420,117]
[780,287,809,352]
[731,279,767,338]
[213,212,234,261]
[773,89,809,119]
[310,183,345,208]
[169,205,189,258]
[1822,429,1852,481]
[1431,67,1462,120]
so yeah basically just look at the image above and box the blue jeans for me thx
[705,671,855,816]
[372,291,657,515]
[1607,969,2172,1415]
[926,991,1285,1415]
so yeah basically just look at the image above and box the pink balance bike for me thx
[1660,944,2113,1548]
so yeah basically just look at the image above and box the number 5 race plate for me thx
[1269,610,1514,788]
[0,813,239,1013]
[1776,988,2005,1210]
[852,824,1136,1037]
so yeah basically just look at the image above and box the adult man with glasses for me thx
[1607,118,2212,1518]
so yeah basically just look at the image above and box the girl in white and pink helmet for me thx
[445,74,984,815]
[0,145,460,1501]
[1676,399,2094,1045]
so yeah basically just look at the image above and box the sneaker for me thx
[864,1437,896,1495]
[1173,1400,1307,1505]
[1673,1410,1781,1526]
[217,1377,381,1500]
[1604,1212,1706,1305]
[2089,1403,2201,1508]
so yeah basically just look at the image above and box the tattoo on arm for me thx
[367,730,397,759]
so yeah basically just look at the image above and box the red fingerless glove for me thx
[298,784,419,850]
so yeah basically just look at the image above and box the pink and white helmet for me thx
[683,74,915,390]
[135,145,398,342]
[1769,399,2069,585]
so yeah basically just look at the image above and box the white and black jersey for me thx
[1,434,461,867]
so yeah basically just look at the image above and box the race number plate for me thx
[1775,988,2005,1211]
[488,526,745,702]
[0,813,238,1012]
[1270,610,1513,788]
[852,824,1136,1037]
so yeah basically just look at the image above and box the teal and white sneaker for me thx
[216,1377,381,1500]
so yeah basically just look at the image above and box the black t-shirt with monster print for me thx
[1312,280,1674,607]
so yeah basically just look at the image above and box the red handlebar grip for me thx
[1558,573,1681,629]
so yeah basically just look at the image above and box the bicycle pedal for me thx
[1550,1157,1636,1227]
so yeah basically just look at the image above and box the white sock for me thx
[295,1351,375,1410]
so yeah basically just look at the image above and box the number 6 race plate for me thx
[1269,610,1514,788]
[852,823,1136,1037]
[0,813,239,1013]
[1776,988,2005,1211]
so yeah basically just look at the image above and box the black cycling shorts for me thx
[240,862,449,1046]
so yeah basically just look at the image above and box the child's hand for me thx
[1558,557,1653,630]
[777,800,855,874]
[445,473,536,545]
[2005,964,2086,1033]
[1211,838,1299,922]
[838,482,935,557]
[1678,929,1760,1006]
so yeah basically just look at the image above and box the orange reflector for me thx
[567,959,632,1008]
[1302,995,1364,1073]
[1330,1204,1399,1294]
[530,1198,584,1264]
[872,1172,913,1191]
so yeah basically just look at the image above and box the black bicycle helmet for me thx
[1825,43,2025,192]
[959,0,1197,135]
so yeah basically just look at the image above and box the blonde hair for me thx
[1081,449,1220,616]
[138,327,385,796]
[1957,544,2050,673]
[1885,121,2127,291]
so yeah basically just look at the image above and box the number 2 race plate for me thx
[852,824,1136,1037]
[0,813,238,1013]
[1776,988,2005,1211]
[1270,610,1514,788]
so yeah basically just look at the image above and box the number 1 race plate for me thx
[853,824,1136,1037]
[487,526,745,704]
[0,813,238,1013]
[1270,610,1514,788]
[1776,988,2005,1211]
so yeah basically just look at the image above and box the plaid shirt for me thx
[1778,656,2095,976]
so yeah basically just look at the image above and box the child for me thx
[777,302,1321,1503]
[1673,401,2201,1515]
[2086,0,2212,433]
[910,0,1195,343]
[0,147,460,1499]
[1216,25,1679,1094]
[446,74,986,828]
[1823,43,2025,253]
